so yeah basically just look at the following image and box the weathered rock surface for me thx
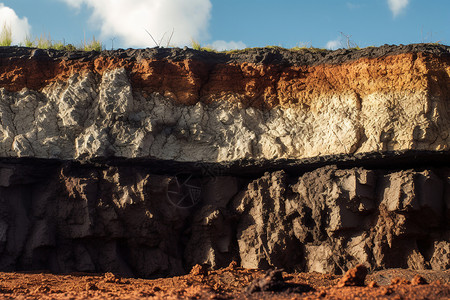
[0,45,449,161]
[0,45,449,277]
[337,264,368,287]
[0,160,448,277]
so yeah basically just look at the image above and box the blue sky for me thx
[0,0,449,50]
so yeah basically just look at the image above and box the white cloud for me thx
[387,0,409,17]
[346,2,361,10]
[0,3,31,44]
[208,40,246,51]
[326,39,341,50]
[61,0,83,9]
[59,0,212,48]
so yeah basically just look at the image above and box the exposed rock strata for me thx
[0,160,448,277]
[0,45,449,277]
[0,45,449,161]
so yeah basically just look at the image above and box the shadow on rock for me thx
[245,269,314,294]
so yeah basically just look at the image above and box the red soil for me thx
[0,265,448,299]
[0,52,448,109]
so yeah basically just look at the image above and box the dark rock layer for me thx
[0,157,448,278]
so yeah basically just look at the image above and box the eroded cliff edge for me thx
[0,44,449,277]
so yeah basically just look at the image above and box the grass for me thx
[23,34,102,52]
[0,24,12,46]
[2,25,445,54]
[2,25,103,52]
[191,39,216,52]
[36,34,53,49]
[290,44,327,52]
[82,36,102,52]
[188,40,328,54]
[191,39,201,50]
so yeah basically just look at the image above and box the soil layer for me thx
[0,44,448,108]
[0,267,448,299]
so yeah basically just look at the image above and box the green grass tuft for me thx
[200,46,216,52]
[291,46,327,52]
[36,34,53,49]
[24,35,34,47]
[83,36,102,52]
[64,44,77,51]
[0,23,12,46]
[190,39,216,52]
[52,41,66,51]
[191,39,202,50]
[20,33,101,52]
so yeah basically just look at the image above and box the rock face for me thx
[0,161,448,277]
[0,45,449,161]
[0,44,449,277]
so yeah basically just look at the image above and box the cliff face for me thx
[0,44,449,161]
[0,161,448,277]
[0,44,449,277]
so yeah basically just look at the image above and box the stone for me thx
[190,264,208,276]
[411,275,428,285]
[245,269,285,293]
[305,244,337,274]
[0,46,448,162]
[368,281,378,288]
[232,171,303,271]
[337,264,368,287]
[0,161,448,277]
[430,241,450,270]
[245,269,313,294]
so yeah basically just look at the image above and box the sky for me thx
[0,0,449,51]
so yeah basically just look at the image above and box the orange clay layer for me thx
[0,52,449,109]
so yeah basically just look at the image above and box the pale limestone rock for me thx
[0,67,447,161]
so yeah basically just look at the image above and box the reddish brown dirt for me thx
[0,52,449,109]
[0,266,448,299]
[336,264,368,287]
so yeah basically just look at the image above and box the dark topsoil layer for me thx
[0,43,449,66]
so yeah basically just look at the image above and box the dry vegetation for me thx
[0,23,102,51]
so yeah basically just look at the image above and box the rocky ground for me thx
[0,264,448,299]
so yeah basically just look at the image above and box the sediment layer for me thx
[0,45,449,161]
[0,158,448,277]
[0,45,449,277]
